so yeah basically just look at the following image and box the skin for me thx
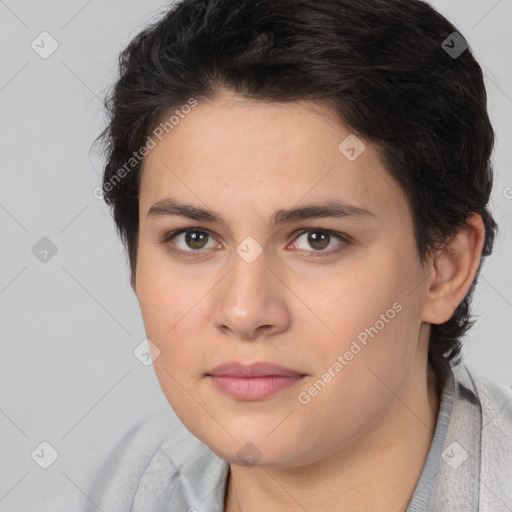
[133,90,485,511]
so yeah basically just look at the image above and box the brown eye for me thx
[162,229,219,255]
[292,229,346,253]
[184,230,209,250]
[308,231,330,250]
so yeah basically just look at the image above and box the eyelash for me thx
[158,228,351,259]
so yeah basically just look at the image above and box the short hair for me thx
[94,0,498,378]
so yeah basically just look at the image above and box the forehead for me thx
[139,92,410,229]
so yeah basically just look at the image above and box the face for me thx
[134,90,432,467]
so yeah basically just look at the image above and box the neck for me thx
[224,363,442,512]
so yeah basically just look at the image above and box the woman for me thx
[80,0,512,509]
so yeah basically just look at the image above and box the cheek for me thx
[136,245,193,335]
[296,298,419,445]
[135,246,214,378]
[135,254,183,362]
[313,269,399,345]
[135,261,208,420]
[309,255,421,383]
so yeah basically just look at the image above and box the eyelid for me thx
[287,228,351,255]
[158,228,220,259]
[159,227,351,258]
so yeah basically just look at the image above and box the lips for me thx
[207,361,305,378]
[206,362,306,400]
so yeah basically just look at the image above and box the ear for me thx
[421,213,486,325]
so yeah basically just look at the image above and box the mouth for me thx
[205,361,307,401]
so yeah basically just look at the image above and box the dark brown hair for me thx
[94,0,498,377]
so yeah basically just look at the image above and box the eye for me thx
[160,228,220,258]
[289,229,349,255]
[159,227,351,259]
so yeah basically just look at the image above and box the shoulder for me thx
[455,364,512,506]
[458,363,512,431]
[83,409,228,511]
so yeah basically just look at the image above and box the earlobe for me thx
[421,213,485,325]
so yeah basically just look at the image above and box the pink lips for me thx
[206,362,306,400]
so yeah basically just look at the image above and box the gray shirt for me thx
[407,363,454,510]
[65,362,512,511]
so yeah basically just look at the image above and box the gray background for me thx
[0,1,511,510]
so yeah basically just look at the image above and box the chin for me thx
[198,425,304,466]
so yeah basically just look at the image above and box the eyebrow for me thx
[146,198,376,230]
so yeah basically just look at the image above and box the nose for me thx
[212,248,291,341]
